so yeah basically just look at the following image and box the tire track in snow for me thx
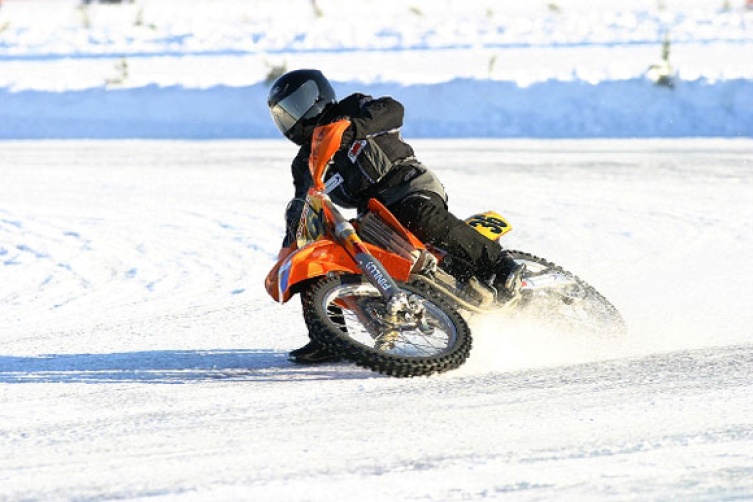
[0,141,281,342]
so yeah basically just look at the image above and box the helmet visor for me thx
[269,80,320,135]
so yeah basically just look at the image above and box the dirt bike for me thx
[265,119,626,378]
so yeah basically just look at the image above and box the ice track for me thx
[1,139,752,501]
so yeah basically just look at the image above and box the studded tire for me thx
[302,274,472,378]
[510,250,627,337]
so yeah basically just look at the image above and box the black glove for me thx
[340,126,354,149]
[329,115,353,149]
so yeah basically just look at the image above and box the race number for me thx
[464,211,512,241]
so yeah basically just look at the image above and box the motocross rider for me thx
[267,69,524,364]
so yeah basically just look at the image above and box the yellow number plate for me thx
[464,211,512,241]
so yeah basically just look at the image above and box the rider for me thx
[267,69,524,364]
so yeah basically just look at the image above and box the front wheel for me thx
[302,274,472,377]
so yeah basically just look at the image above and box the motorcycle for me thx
[265,119,626,378]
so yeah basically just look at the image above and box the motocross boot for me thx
[492,252,526,301]
[288,340,341,364]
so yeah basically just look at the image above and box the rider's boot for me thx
[288,339,341,364]
[492,252,526,301]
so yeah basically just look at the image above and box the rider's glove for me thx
[340,127,354,149]
[330,116,353,149]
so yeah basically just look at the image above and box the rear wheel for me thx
[510,251,627,337]
[302,274,472,377]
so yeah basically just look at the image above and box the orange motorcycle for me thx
[265,119,625,377]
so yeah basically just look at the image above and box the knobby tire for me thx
[302,274,472,378]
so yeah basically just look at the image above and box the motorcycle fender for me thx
[265,241,358,303]
[265,240,414,303]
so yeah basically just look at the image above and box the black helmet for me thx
[267,69,336,145]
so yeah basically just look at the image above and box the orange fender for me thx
[265,240,414,303]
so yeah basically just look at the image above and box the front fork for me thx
[324,199,424,323]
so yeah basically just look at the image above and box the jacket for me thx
[282,93,446,247]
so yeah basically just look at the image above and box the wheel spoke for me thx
[304,274,472,377]
[322,284,458,357]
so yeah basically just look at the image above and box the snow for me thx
[1,1,753,500]
[2,139,753,501]
[0,0,752,138]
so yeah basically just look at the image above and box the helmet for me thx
[267,69,336,145]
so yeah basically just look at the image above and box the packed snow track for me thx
[1,139,752,501]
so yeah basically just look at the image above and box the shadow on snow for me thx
[0,349,376,384]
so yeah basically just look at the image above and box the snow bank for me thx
[1,0,752,138]
[2,77,752,139]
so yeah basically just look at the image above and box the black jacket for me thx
[282,93,445,247]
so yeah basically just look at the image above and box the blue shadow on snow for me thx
[0,349,372,383]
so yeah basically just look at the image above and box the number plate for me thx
[296,196,324,248]
[464,211,512,241]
